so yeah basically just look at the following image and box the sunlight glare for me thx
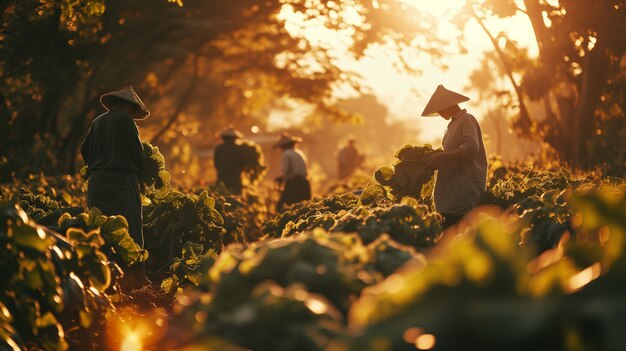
[402,0,466,17]
[121,332,142,351]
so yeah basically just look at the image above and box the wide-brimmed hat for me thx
[100,86,150,120]
[218,126,244,139]
[421,85,469,116]
[273,133,303,148]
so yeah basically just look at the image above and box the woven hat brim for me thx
[100,88,150,120]
[219,130,244,139]
[273,136,302,148]
[421,86,469,116]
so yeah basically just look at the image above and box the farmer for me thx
[213,126,245,195]
[80,86,150,288]
[274,134,311,210]
[422,85,487,230]
[337,136,364,180]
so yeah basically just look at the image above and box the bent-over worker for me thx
[422,85,487,230]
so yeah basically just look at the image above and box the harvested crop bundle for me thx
[360,144,442,204]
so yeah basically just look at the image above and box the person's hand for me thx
[426,152,447,170]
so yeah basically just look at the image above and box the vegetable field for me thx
[1,144,625,351]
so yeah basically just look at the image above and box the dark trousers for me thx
[87,170,147,288]
[277,176,311,210]
[87,170,143,247]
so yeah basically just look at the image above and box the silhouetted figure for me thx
[213,126,245,195]
[337,136,364,179]
[81,86,151,289]
[422,85,487,230]
[274,134,311,210]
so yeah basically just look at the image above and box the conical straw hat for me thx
[273,133,303,148]
[100,86,150,120]
[218,125,244,139]
[421,85,469,116]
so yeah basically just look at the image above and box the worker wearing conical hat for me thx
[273,133,311,210]
[213,126,245,195]
[81,86,150,289]
[422,85,487,230]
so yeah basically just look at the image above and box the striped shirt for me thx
[433,109,488,215]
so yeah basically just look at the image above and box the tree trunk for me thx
[572,40,609,167]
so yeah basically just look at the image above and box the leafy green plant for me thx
[143,190,244,278]
[517,189,572,255]
[57,207,148,268]
[263,194,441,251]
[161,241,217,294]
[240,140,267,186]
[0,203,115,351]
[360,144,442,205]
[262,194,359,238]
[331,200,442,250]
[138,141,172,199]
[330,186,626,351]
[159,230,419,351]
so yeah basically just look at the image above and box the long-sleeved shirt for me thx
[282,148,308,180]
[433,109,487,215]
[213,141,245,190]
[80,110,144,176]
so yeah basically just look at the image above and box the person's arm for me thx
[457,118,479,158]
[426,119,479,169]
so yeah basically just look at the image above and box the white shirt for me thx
[282,148,308,180]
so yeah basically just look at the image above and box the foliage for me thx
[161,241,217,294]
[263,193,442,251]
[329,185,626,351]
[461,0,626,167]
[138,141,172,200]
[331,200,442,250]
[1,180,85,227]
[360,144,442,205]
[209,187,268,242]
[56,207,148,268]
[262,193,359,238]
[160,230,419,351]
[239,141,267,186]
[142,190,245,279]
[0,203,115,350]
[480,162,583,209]
[1,0,445,176]
[517,189,572,256]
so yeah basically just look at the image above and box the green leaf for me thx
[11,224,52,252]
[210,208,224,225]
[182,241,204,260]
[374,167,395,185]
[359,185,385,206]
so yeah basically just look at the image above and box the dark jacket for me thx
[81,110,144,176]
[214,140,245,194]
[80,110,145,247]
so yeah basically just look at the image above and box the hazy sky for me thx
[354,0,539,142]
[271,0,539,143]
